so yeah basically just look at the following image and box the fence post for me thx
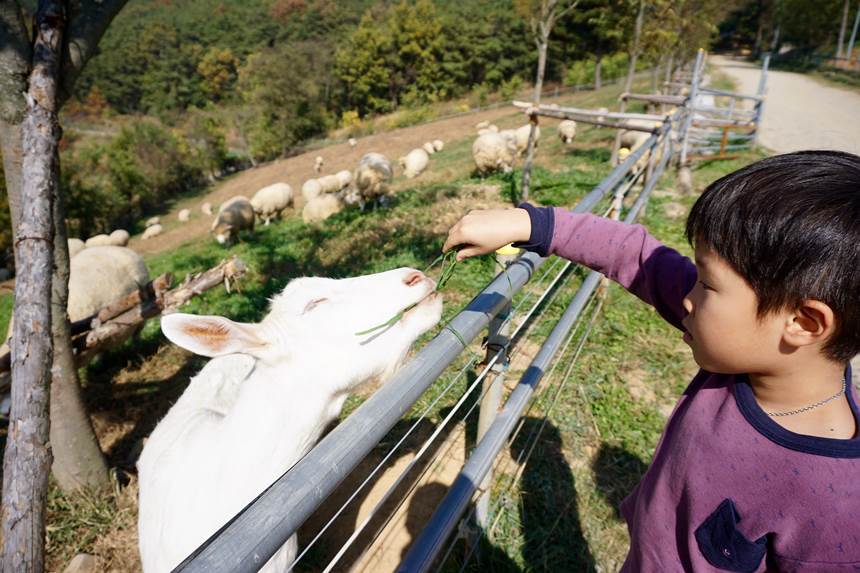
[751,53,770,147]
[678,48,705,168]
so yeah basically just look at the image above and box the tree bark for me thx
[594,52,602,89]
[837,0,850,59]
[49,173,109,491]
[1,1,64,569]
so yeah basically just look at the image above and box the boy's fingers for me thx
[456,246,484,261]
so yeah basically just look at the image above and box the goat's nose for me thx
[403,270,426,287]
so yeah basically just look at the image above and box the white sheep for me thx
[596,107,609,123]
[251,183,294,226]
[477,124,500,136]
[178,209,191,223]
[335,170,352,190]
[348,137,358,148]
[514,124,541,156]
[314,155,324,174]
[558,120,577,144]
[145,216,160,228]
[318,174,342,194]
[475,120,490,130]
[201,202,213,216]
[211,196,255,245]
[422,142,436,155]
[68,238,86,258]
[352,152,393,209]
[109,229,130,247]
[620,119,658,149]
[472,132,516,175]
[301,179,323,203]
[302,194,343,224]
[142,224,163,240]
[138,267,442,573]
[432,139,444,152]
[85,234,112,248]
[399,148,430,179]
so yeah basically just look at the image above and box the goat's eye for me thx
[302,298,328,314]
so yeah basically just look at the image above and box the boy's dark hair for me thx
[686,150,860,362]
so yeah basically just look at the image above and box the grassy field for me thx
[0,74,766,571]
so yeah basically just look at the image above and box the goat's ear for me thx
[160,313,267,358]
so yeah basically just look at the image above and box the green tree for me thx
[334,11,393,115]
[198,47,240,102]
[388,0,448,105]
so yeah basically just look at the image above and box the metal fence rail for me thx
[174,128,665,572]
[398,133,673,573]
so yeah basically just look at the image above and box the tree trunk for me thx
[847,4,860,63]
[1,1,64,569]
[612,0,645,165]
[837,0,850,59]
[49,172,109,491]
[520,37,548,202]
[594,51,602,89]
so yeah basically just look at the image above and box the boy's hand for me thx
[443,208,531,261]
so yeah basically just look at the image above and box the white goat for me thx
[137,268,443,573]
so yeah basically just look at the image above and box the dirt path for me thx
[710,55,860,154]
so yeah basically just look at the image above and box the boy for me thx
[443,151,860,571]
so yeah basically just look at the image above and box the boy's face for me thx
[681,244,785,373]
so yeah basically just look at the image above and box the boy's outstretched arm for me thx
[444,205,697,331]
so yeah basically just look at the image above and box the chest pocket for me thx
[695,498,767,572]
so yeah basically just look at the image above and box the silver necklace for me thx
[765,379,847,417]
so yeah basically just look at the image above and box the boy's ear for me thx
[161,313,267,358]
[783,300,836,348]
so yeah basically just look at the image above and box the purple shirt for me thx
[521,206,860,572]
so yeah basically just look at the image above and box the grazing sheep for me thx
[85,234,112,248]
[138,267,442,573]
[142,224,163,240]
[432,139,444,152]
[596,107,609,123]
[109,229,130,247]
[314,155,324,174]
[477,124,500,136]
[620,119,658,149]
[558,120,577,144]
[302,194,343,224]
[348,137,357,148]
[211,196,255,245]
[178,209,191,223]
[422,142,436,155]
[399,148,430,179]
[145,216,160,228]
[472,132,516,175]
[475,120,490,130]
[514,124,541,156]
[251,183,294,226]
[352,152,393,208]
[301,179,323,203]
[68,238,86,258]
[318,174,342,194]
[201,202,213,216]
[335,169,352,190]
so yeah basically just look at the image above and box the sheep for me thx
[432,139,444,152]
[596,107,609,123]
[145,216,160,228]
[558,120,577,144]
[251,183,294,226]
[352,152,393,209]
[348,137,358,148]
[201,202,213,216]
[301,179,323,203]
[477,124,500,136]
[109,229,130,247]
[472,132,516,175]
[314,155,324,174]
[318,174,342,194]
[475,120,490,130]
[620,119,658,149]
[422,142,436,155]
[68,238,86,258]
[142,224,163,240]
[178,209,191,223]
[335,169,352,190]
[85,234,112,248]
[514,124,541,156]
[302,194,343,224]
[399,148,430,179]
[138,267,443,573]
[211,196,255,245]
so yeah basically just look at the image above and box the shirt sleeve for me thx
[518,204,697,331]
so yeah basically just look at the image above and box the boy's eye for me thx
[698,280,713,291]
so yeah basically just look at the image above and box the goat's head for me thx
[160,267,442,391]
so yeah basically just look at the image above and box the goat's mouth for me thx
[404,291,441,316]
